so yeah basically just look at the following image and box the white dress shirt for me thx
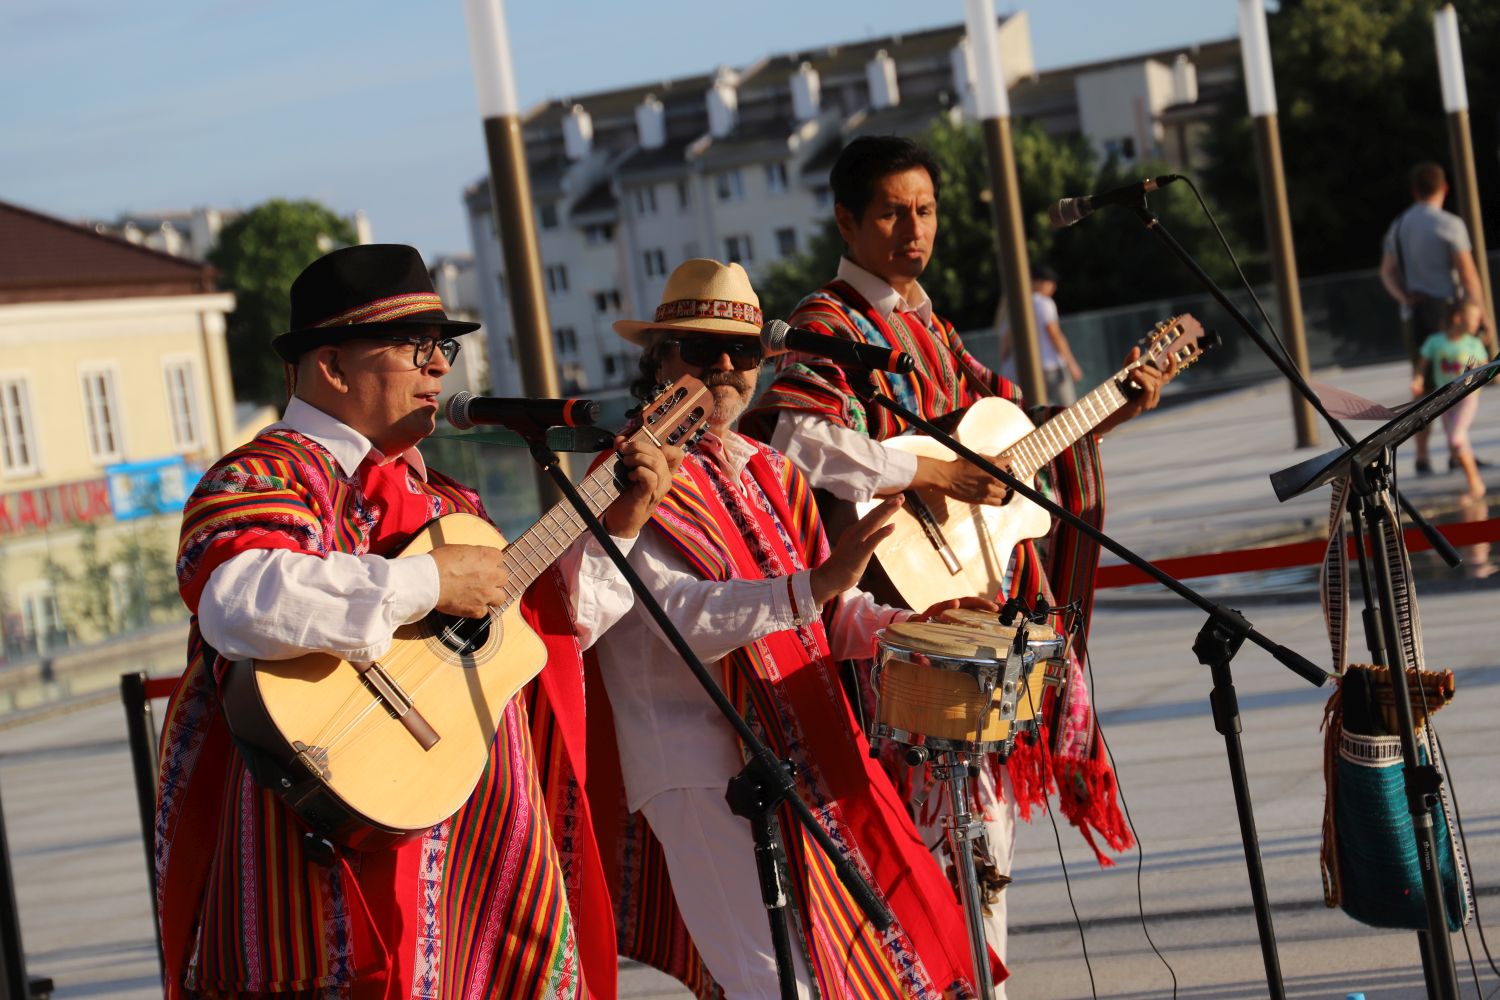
[769,257,930,503]
[594,431,907,812]
[197,396,635,662]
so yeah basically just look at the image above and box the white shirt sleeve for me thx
[827,589,910,662]
[770,411,918,503]
[553,533,637,651]
[197,548,441,663]
[628,527,906,663]
[628,527,813,663]
[199,531,638,662]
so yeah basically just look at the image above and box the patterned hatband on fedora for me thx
[614,258,764,346]
[273,244,479,363]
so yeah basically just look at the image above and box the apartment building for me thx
[467,11,1236,396]
[0,201,237,657]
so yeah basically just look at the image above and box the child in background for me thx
[1415,300,1494,577]
[1414,300,1489,499]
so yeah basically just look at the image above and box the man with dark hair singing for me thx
[742,134,1172,991]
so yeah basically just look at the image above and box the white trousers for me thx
[913,764,1018,1000]
[640,787,815,1000]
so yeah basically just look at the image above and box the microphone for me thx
[1048,175,1183,227]
[760,320,917,374]
[445,391,600,431]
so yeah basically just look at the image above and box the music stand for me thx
[1270,360,1500,502]
[1269,358,1500,1000]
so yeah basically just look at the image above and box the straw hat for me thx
[273,244,479,363]
[614,258,763,346]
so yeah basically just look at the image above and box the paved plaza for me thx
[6,361,1500,998]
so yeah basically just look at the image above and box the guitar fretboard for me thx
[497,457,622,607]
[1007,377,1130,480]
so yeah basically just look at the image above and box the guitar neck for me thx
[498,456,622,605]
[1008,374,1131,479]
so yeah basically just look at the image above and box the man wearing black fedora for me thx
[155,244,676,998]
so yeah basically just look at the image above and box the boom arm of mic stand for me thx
[522,439,894,932]
[850,377,1330,688]
[1131,202,1461,568]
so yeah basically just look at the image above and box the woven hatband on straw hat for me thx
[273,244,479,363]
[614,258,763,346]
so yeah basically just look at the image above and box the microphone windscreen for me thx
[445,391,475,430]
[760,319,791,352]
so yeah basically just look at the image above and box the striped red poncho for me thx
[589,437,1002,998]
[156,428,613,998]
[741,278,1132,864]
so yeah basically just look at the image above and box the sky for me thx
[2,1,1239,260]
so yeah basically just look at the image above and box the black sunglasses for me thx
[667,336,763,370]
[360,334,462,368]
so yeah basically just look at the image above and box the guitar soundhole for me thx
[428,612,494,658]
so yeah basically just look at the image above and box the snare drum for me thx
[871,620,1064,755]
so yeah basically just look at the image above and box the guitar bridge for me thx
[292,740,332,781]
[904,489,962,575]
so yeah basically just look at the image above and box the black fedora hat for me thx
[273,244,480,363]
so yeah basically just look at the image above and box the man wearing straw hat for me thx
[155,244,678,998]
[593,257,1003,998]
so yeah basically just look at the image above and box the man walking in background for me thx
[1379,161,1496,473]
[1000,264,1083,405]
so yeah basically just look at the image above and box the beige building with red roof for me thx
[0,200,236,661]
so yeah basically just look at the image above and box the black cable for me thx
[1079,639,1180,998]
[1021,669,1099,1000]
[1177,176,1303,376]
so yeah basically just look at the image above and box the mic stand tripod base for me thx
[932,751,996,999]
[726,758,803,1000]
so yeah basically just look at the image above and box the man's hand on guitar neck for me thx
[1096,345,1177,437]
[903,453,1016,505]
[602,436,685,539]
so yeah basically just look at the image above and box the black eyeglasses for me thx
[667,336,763,370]
[362,335,462,368]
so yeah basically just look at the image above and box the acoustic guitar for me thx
[853,316,1210,612]
[221,376,710,850]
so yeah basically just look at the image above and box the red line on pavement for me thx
[1096,516,1500,589]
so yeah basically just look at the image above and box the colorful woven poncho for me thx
[741,278,1132,864]
[589,437,1002,998]
[156,429,613,998]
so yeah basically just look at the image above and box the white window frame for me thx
[643,248,668,277]
[79,362,125,465]
[724,233,754,265]
[0,372,40,478]
[162,354,203,452]
[765,162,789,195]
[716,169,745,202]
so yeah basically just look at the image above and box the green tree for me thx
[1201,0,1500,279]
[210,200,357,405]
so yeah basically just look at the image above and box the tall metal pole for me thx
[463,0,569,499]
[1239,0,1318,449]
[963,0,1045,405]
[1434,5,1495,338]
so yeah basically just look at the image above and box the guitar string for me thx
[305,398,704,763]
[305,465,618,759]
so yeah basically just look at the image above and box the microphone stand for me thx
[849,370,1331,1000]
[513,426,893,1000]
[1131,200,1461,997]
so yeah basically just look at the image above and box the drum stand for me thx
[848,373,1329,1000]
[932,751,997,1000]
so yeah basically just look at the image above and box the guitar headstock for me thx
[632,375,711,451]
[1135,314,1216,379]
